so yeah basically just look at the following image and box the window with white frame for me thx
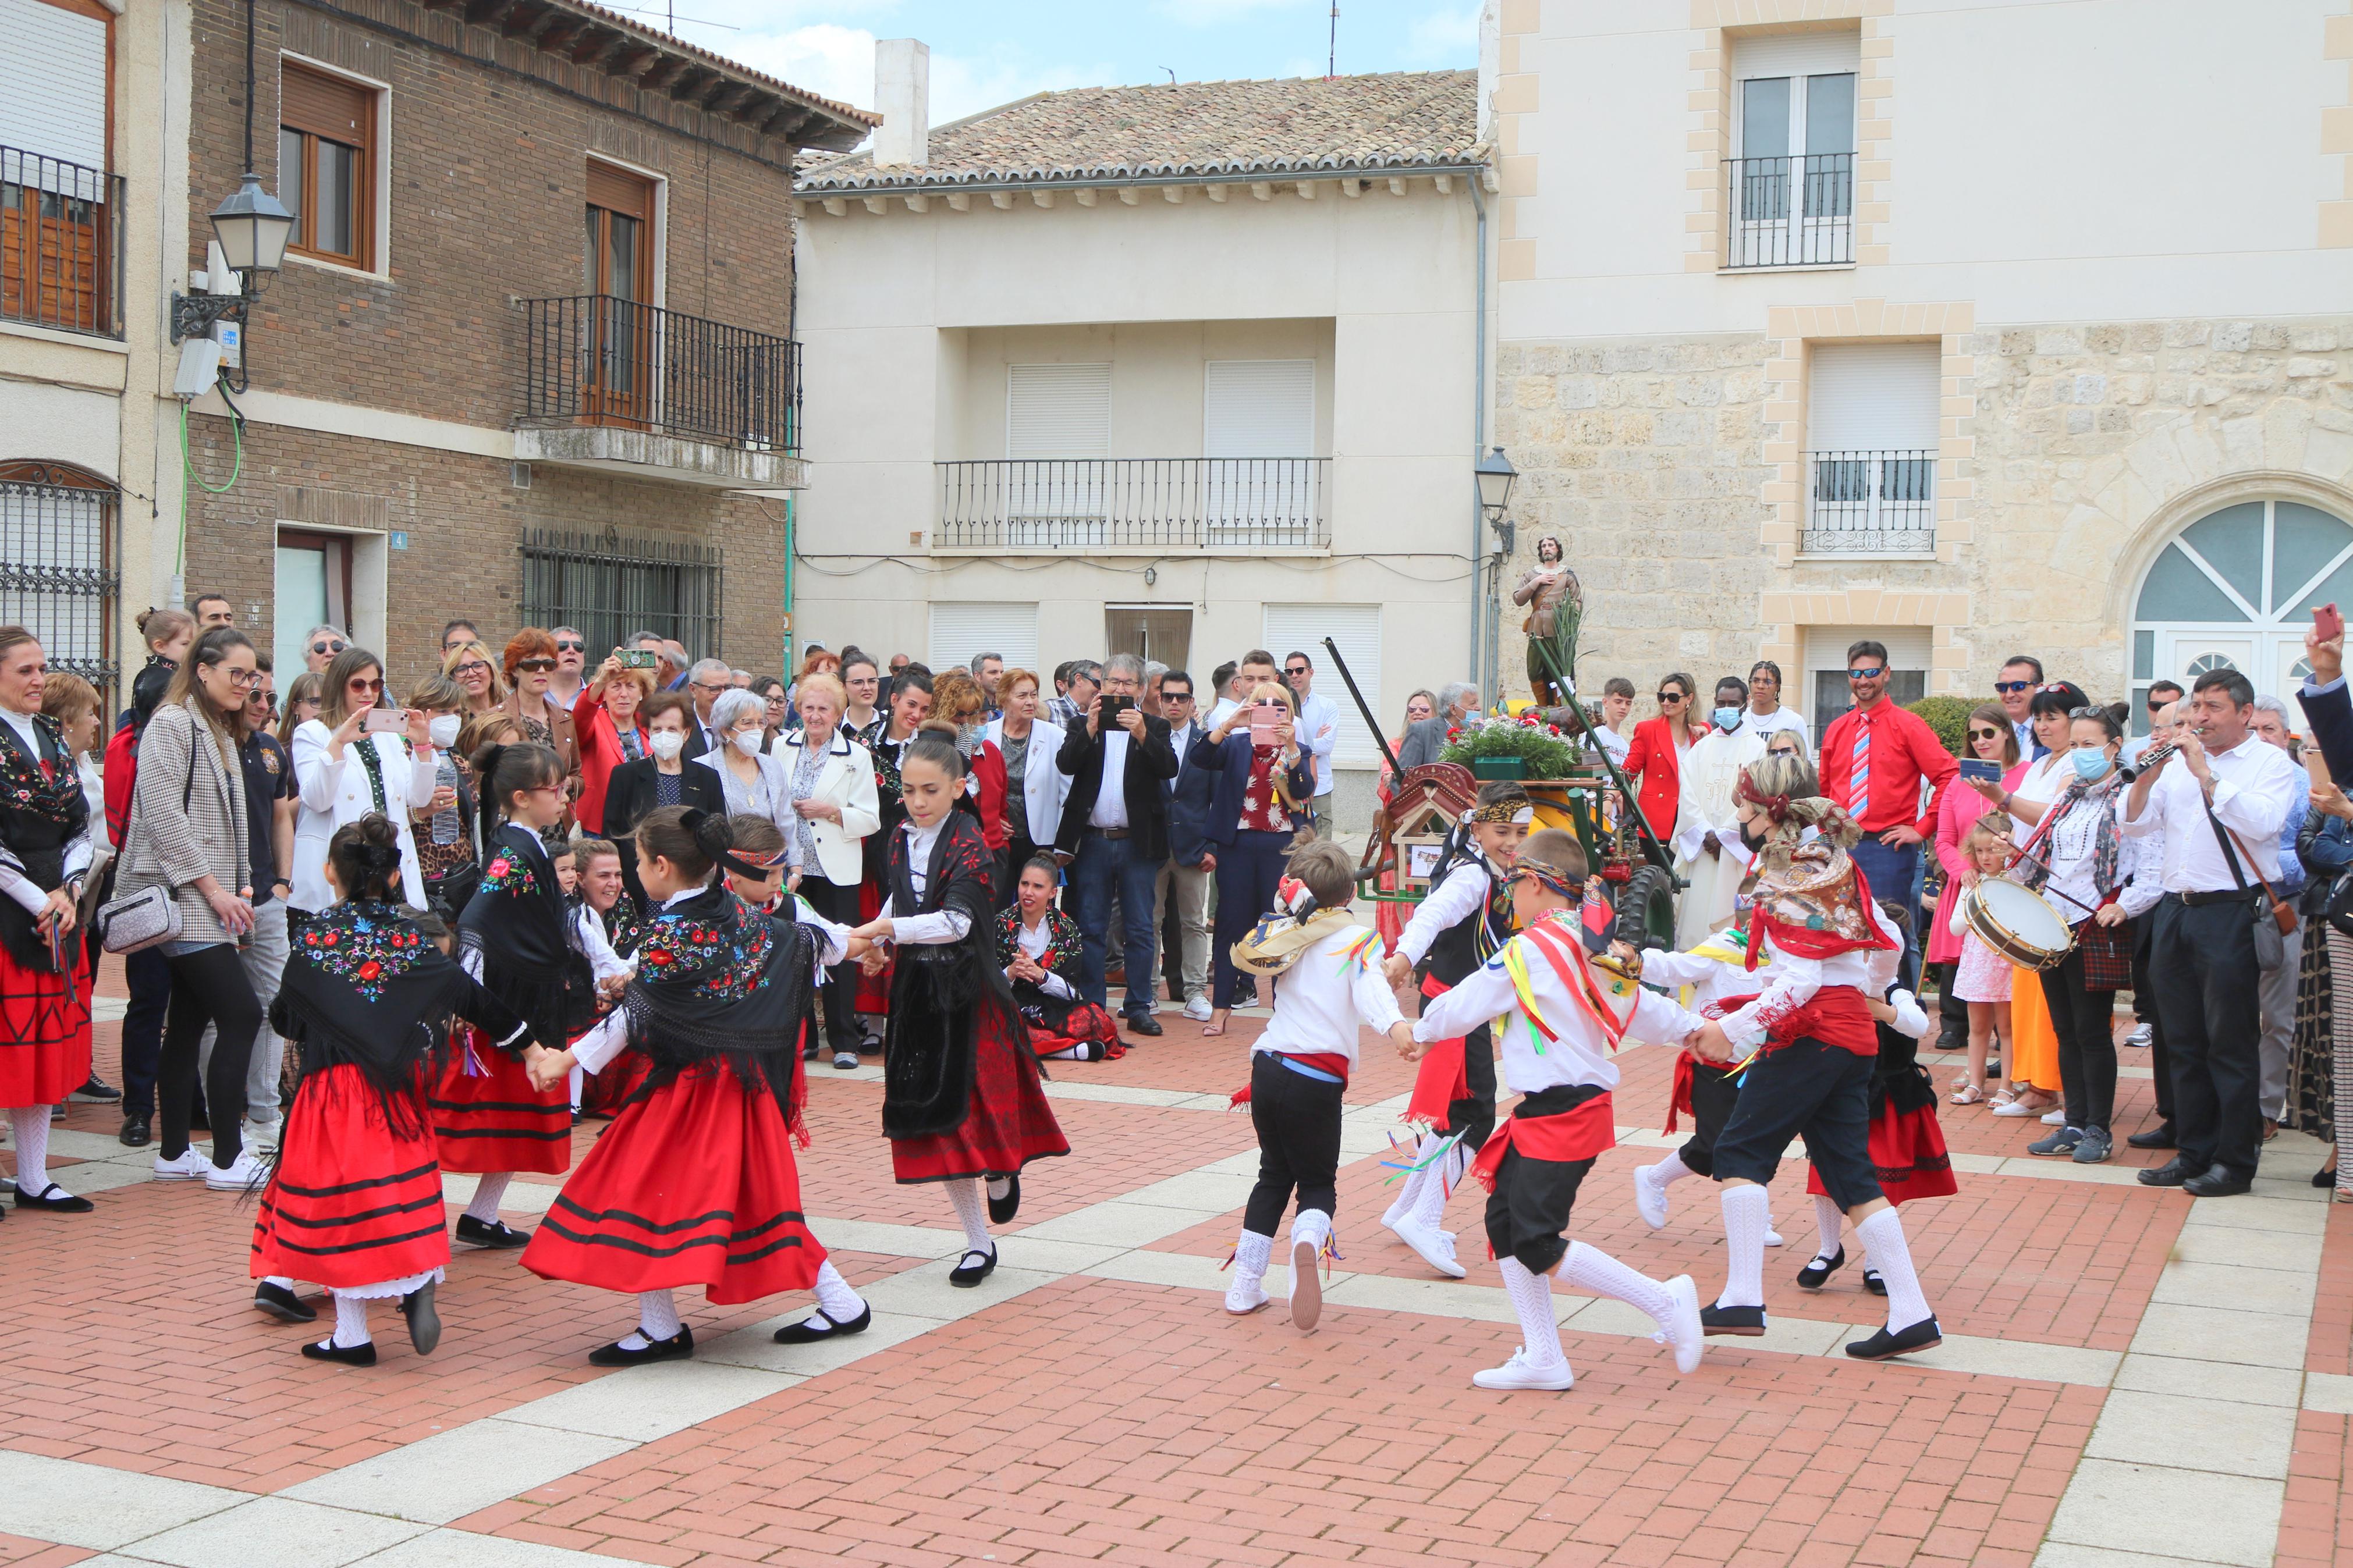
[1262,603,1379,768]
[1804,624,1929,734]
[1002,362,1110,545]
[1727,30,1858,267]
[1805,342,1939,555]
[1205,359,1318,546]
[930,600,1038,677]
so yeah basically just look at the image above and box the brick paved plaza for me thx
[1,967,2347,1568]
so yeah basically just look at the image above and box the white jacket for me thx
[289,721,438,912]
[982,714,1070,847]
[773,726,881,886]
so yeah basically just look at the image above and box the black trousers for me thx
[800,876,865,1053]
[2039,948,2119,1133]
[1482,1083,1606,1275]
[157,943,261,1166]
[1933,960,1968,1048]
[118,943,172,1118]
[998,831,1041,911]
[2150,897,2263,1179]
[1674,1058,1745,1177]
[1713,1036,1880,1208]
[2133,907,2173,1121]
[1243,1051,1343,1236]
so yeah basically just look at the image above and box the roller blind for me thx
[929,601,1037,676]
[1808,343,1941,451]
[0,0,107,184]
[1730,29,1860,81]
[280,59,372,143]
[1263,603,1380,768]
[1007,364,1110,459]
[1205,360,1314,458]
[587,159,654,218]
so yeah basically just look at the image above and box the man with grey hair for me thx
[2249,692,2308,1136]
[1050,659,1102,730]
[1055,651,1179,1035]
[969,651,1005,713]
[1394,682,1482,771]
[1141,659,1169,719]
[684,657,733,760]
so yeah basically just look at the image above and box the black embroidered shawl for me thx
[881,814,1025,1138]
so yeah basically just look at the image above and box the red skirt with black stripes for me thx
[428,1025,572,1174]
[0,944,91,1108]
[520,1058,826,1304]
[250,1064,450,1289]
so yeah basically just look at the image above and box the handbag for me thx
[96,712,198,955]
[2205,805,2297,968]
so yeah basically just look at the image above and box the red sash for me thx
[1227,1051,1352,1108]
[1404,972,1470,1126]
[1761,986,1878,1058]
[1663,991,1759,1132]
[1468,1091,1616,1190]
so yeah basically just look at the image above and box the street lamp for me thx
[1474,445,1518,557]
[169,0,293,385]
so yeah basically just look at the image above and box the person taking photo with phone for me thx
[1053,653,1179,1037]
[290,646,443,921]
[1192,681,1317,1038]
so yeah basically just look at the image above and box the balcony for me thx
[2,146,123,339]
[934,458,1330,552]
[1725,152,1854,269]
[514,296,805,489]
[1803,449,1935,555]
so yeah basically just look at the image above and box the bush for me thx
[1908,695,1995,759]
[1440,714,1582,779]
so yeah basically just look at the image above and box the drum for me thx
[1962,878,2074,971]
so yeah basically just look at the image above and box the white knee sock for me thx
[329,1291,371,1348]
[1231,1229,1273,1285]
[1854,1210,1933,1334]
[1812,1193,1844,1264]
[9,1105,54,1194]
[264,1275,297,1290]
[987,1176,1011,1201]
[1718,1186,1770,1309]
[1650,1150,1694,1188]
[1560,1239,1675,1328]
[812,1260,865,1320]
[463,1171,513,1224]
[1497,1257,1568,1370]
[617,1288,680,1351]
[567,1065,584,1111]
[1407,1144,1453,1229]
[946,1178,992,1253]
[1383,1135,1436,1224]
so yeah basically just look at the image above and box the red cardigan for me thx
[1620,716,1708,844]
[572,684,650,837]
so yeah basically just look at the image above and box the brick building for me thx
[178,0,870,685]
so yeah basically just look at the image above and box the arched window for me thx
[2130,497,2353,734]
[0,461,119,697]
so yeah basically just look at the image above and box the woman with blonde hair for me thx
[1198,681,1318,1036]
[442,639,507,719]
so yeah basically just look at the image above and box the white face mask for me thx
[426,713,462,749]
[731,728,764,757]
[648,730,686,761]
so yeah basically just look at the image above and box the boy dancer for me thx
[1411,830,1709,1391]
[1225,841,1417,1330]
[1630,926,1785,1246]
[1379,783,1529,1278]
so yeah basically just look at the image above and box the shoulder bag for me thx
[96,716,198,954]
[2204,802,2297,968]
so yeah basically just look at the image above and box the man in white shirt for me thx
[548,627,588,710]
[1282,650,1342,839]
[2120,667,2305,1197]
[1742,660,1809,752]
[1996,656,2046,760]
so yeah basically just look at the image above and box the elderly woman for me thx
[1510,536,1578,705]
[442,640,506,719]
[574,655,655,835]
[1375,689,1439,951]
[692,686,798,852]
[774,671,879,1069]
[499,629,579,786]
[931,669,1009,869]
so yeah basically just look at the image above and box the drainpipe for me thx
[1468,176,1488,697]
[782,494,796,676]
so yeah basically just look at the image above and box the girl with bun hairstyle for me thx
[522,805,878,1364]
[250,814,543,1366]
[850,723,1068,1289]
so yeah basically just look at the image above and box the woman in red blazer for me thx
[1620,672,1706,844]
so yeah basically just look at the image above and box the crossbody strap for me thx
[2203,798,2281,905]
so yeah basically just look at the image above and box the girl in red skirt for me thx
[523,806,875,1364]
[853,725,1068,1288]
[252,815,541,1364]
[443,742,577,1248]
[999,854,1122,1062]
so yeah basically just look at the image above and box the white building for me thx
[793,51,1492,819]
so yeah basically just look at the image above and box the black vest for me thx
[0,713,90,971]
[1418,837,1514,988]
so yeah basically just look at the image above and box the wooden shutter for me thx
[1006,364,1110,459]
[929,601,1038,674]
[1263,603,1381,768]
[281,61,371,143]
[587,160,653,218]
[0,0,107,177]
[1807,343,1940,451]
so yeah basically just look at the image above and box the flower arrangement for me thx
[1440,713,1582,780]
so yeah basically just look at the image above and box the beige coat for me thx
[116,698,249,945]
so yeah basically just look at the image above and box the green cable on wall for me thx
[178,390,244,586]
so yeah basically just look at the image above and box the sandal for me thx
[1202,1008,1230,1038]
[1988,1087,2020,1110]
[1949,1083,1985,1105]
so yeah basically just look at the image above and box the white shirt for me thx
[1744,705,1810,752]
[1010,913,1075,1000]
[1254,922,1404,1066]
[570,904,636,985]
[1416,915,1706,1095]
[1591,724,1631,767]
[0,707,95,915]
[1395,858,1490,968]
[2013,717,2038,757]
[1090,731,1131,831]
[1719,926,1901,1052]
[1169,722,1195,773]
[2119,731,2302,892]
[1205,698,1241,730]
[1297,692,1340,795]
[885,819,975,945]
[1639,944,1786,1012]
[1672,723,1766,866]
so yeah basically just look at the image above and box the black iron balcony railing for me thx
[935,458,1331,550]
[2,145,124,339]
[522,296,801,453]
[1804,449,1936,553]
[1726,152,1854,268]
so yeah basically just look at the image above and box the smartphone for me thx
[619,649,658,670]
[1097,694,1130,727]
[1958,758,2003,785]
[362,707,405,735]
[2317,603,2343,643]
[1250,704,1283,745]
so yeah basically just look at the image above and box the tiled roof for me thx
[562,0,879,143]
[798,69,1479,193]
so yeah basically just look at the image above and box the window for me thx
[1003,362,1112,544]
[279,60,374,267]
[582,162,657,421]
[1805,624,1928,733]
[519,528,722,662]
[1727,31,1858,267]
[273,528,352,682]
[1263,603,1379,768]
[929,601,1038,675]
[1205,359,1318,546]
[1105,606,1190,673]
[1,0,116,335]
[1804,342,1938,554]
[0,462,118,696]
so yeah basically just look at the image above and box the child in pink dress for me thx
[1947,821,2015,1104]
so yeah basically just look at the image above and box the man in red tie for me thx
[1815,639,1958,988]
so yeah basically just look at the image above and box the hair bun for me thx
[469,741,509,779]
[683,807,734,860]
[917,718,958,738]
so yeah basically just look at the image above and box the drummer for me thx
[1968,702,2162,1165]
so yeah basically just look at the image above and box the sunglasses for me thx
[515,657,557,673]
[1656,691,1686,703]
[1992,680,2032,695]
[1968,727,2001,741]
[1285,666,1309,676]
[554,639,585,653]
[347,676,385,694]
[311,639,347,656]
[1847,666,1886,680]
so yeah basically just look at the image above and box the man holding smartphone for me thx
[1283,651,1341,839]
[1055,653,1179,1036]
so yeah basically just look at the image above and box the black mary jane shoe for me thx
[254,1281,318,1323]
[773,1301,872,1345]
[949,1247,999,1288]
[587,1325,694,1367]
[1700,1303,1767,1338]
[301,1338,378,1367]
[988,1174,1021,1225]
[400,1282,442,1356]
[455,1215,532,1249]
[1796,1245,1845,1290]
[2315,1165,2339,1189]
[118,1113,151,1148]
[1864,1268,1887,1297]
[13,1182,93,1213]
[1845,1317,1942,1360]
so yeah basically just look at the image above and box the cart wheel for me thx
[1612,864,1677,952]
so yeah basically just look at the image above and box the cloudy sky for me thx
[624,1,1480,129]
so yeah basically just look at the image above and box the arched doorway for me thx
[2130,497,2353,733]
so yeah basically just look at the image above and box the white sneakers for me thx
[1632,1164,1670,1230]
[1653,1274,1705,1374]
[205,1150,267,1192]
[1182,996,1213,1022]
[1472,1347,1575,1391]
[1224,1277,1269,1315]
[1392,1216,1467,1279]
[151,1148,211,1181]
[1289,1238,1323,1329]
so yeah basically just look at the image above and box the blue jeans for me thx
[1070,830,1162,1016]
[1848,834,1921,992]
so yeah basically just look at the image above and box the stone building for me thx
[1484,0,2353,733]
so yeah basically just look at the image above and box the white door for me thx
[275,545,330,685]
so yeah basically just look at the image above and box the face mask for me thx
[649,731,685,761]
[2070,748,2111,782]
[1712,707,1741,731]
[731,729,764,757]
[426,713,462,749]
[956,723,985,758]
[1738,819,1766,855]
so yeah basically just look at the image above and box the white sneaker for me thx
[1632,1164,1669,1231]
[1392,1217,1467,1279]
[1379,1177,1418,1233]
[2039,1107,2067,1126]
[1653,1274,1705,1375]
[2124,1022,2152,1049]
[152,1148,211,1181]
[1183,996,1213,1022]
[1765,1227,1786,1247]
[1472,1347,1575,1391]
[1224,1276,1269,1315]
[205,1150,268,1192]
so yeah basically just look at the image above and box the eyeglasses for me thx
[1284,665,1309,676]
[1163,691,1194,704]
[311,639,347,657]
[293,695,320,710]
[523,784,565,798]
[348,677,385,694]
[1992,680,2032,695]
[690,680,727,694]
[222,667,264,688]
[554,639,585,653]
[452,660,490,680]
[1848,666,1887,681]
[515,658,557,673]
